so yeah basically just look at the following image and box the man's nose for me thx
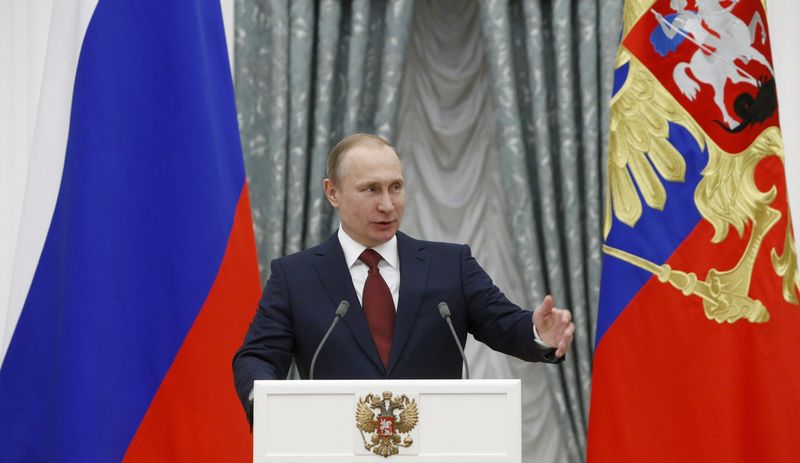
[376,191,394,212]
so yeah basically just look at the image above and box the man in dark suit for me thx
[233,133,575,418]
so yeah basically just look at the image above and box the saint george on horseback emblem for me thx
[650,0,776,134]
[603,0,800,325]
[617,0,780,155]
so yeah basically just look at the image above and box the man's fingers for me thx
[535,301,575,355]
[562,323,575,345]
[539,295,554,315]
[533,296,555,331]
[549,308,571,327]
[555,322,575,358]
[548,307,571,329]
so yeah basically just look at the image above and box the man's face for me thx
[323,143,406,247]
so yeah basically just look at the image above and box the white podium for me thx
[253,379,521,463]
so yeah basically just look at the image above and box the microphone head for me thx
[335,300,350,317]
[437,302,451,318]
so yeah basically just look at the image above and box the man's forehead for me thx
[344,142,398,161]
[341,144,402,173]
[350,172,404,186]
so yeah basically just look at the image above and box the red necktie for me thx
[359,249,396,368]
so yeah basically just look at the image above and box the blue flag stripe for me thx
[595,122,706,347]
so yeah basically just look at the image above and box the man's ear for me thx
[323,178,339,208]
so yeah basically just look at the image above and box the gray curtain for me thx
[478,0,623,461]
[395,1,566,461]
[235,0,414,278]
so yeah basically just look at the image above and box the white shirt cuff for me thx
[533,323,552,348]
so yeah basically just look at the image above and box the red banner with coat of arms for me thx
[589,0,800,461]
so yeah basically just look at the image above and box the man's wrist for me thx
[532,323,552,348]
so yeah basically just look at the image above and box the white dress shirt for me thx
[337,227,400,310]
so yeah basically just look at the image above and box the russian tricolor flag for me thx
[0,0,260,461]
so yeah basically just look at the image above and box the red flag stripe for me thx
[124,185,260,462]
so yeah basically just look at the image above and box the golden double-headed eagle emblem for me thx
[605,0,800,324]
[356,392,418,458]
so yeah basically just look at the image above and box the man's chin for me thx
[367,225,398,244]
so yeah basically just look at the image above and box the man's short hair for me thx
[326,133,399,184]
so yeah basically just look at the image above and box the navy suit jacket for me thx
[232,232,559,415]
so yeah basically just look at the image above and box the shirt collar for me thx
[337,227,399,270]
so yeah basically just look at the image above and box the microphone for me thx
[437,302,469,380]
[309,300,350,380]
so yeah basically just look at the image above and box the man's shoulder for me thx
[274,232,469,264]
[396,231,467,255]
[273,234,340,266]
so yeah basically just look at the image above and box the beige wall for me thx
[769,2,800,232]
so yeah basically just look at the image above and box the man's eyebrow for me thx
[354,178,403,186]
[354,179,376,186]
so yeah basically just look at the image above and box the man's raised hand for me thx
[533,295,575,358]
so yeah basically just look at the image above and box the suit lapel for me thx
[312,234,385,372]
[387,232,429,374]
